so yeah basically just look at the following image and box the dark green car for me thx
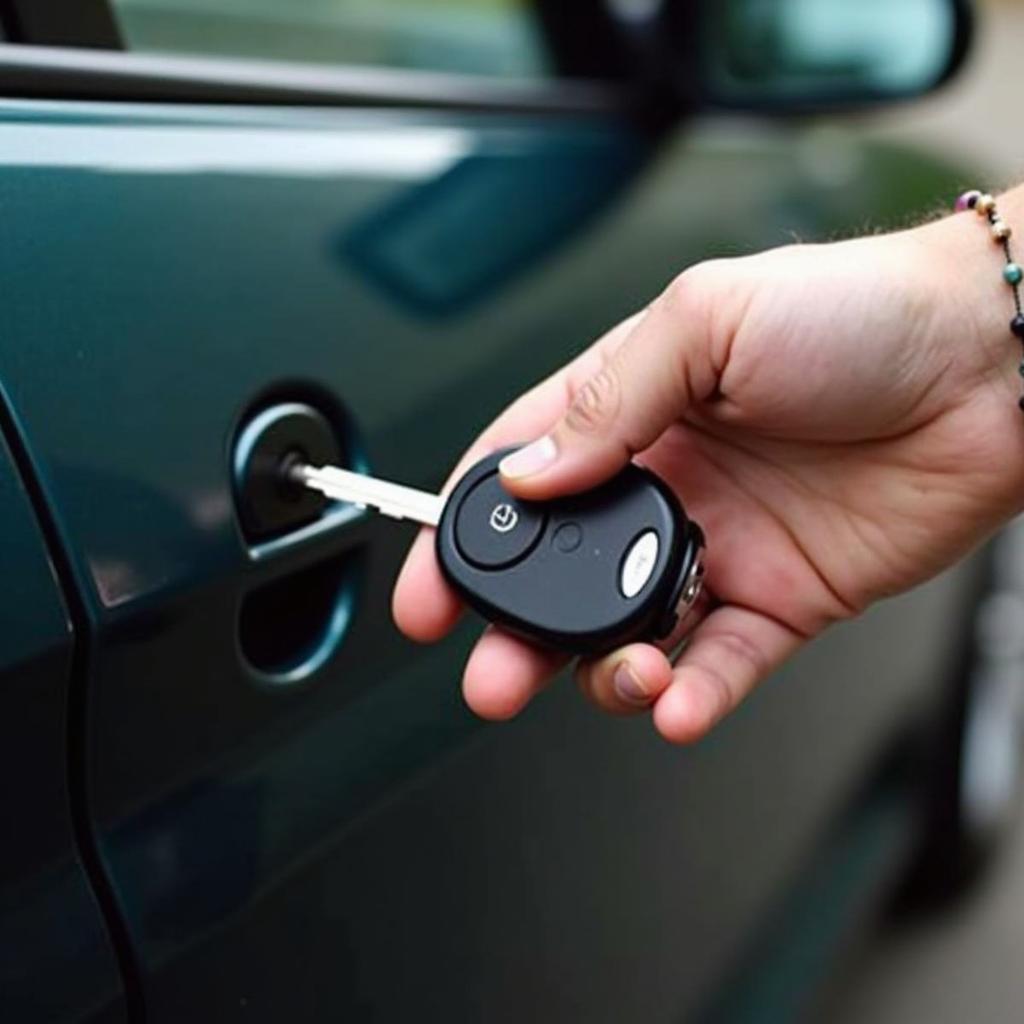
[2,1,1011,1021]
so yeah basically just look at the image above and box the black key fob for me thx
[436,449,705,656]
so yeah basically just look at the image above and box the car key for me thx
[290,449,705,656]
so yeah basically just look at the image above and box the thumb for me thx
[499,272,722,500]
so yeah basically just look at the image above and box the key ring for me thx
[661,563,718,657]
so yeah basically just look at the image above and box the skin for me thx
[393,188,1024,744]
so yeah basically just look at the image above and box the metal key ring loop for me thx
[659,565,719,660]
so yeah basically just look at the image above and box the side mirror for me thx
[537,0,974,116]
[694,0,974,111]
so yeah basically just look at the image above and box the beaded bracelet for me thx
[955,189,1024,409]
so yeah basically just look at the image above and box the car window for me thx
[110,0,552,78]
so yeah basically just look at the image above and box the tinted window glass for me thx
[111,0,550,78]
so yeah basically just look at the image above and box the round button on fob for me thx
[453,471,546,569]
[553,522,583,553]
[620,530,660,598]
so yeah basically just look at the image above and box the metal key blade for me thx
[291,463,444,527]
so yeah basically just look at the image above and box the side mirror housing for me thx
[693,0,973,112]
[538,0,974,115]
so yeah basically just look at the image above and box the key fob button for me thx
[454,471,546,570]
[620,530,660,599]
[552,522,583,553]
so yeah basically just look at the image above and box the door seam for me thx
[0,384,147,1023]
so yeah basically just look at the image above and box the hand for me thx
[393,203,1024,743]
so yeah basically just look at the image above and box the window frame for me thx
[0,0,636,116]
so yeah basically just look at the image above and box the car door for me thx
[0,2,979,1021]
[0,425,126,1022]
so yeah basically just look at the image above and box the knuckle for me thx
[681,633,766,729]
[660,269,697,314]
[659,262,717,318]
[694,664,735,725]
[701,631,768,685]
[564,363,621,436]
[656,262,727,401]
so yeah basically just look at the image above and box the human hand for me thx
[393,201,1024,743]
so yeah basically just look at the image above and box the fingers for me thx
[576,643,675,716]
[393,314,643,643]
[448,603,799,739]
[391,369,573,642]
[390,527,460,642]
[575,605,801,739]
[499,270,723,500]
[463,627,569,720]
[652,606,803,744]
[442,309,646,493]
[573,583,718,715]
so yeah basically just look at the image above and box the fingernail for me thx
[500,436,557,479]
[613,662,650,706]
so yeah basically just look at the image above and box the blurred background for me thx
[871,0,1024,183]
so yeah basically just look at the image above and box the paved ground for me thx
[814,6,1024,1020]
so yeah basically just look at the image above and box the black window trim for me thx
[0,0,638,118]
[0,43,631,114]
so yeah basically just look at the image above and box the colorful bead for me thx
[1012,315,1024,339]
[956,189,982,212]
[977,193,997,215]
[1005,263,1023,285]
[993,220,1013,241]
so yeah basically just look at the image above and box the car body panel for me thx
[0,423,125,1022]
[0,99,974,1020]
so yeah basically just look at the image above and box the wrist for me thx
[918,193,1021,378]
[906,187,1024,516]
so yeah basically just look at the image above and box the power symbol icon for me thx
[453,472,546,569]
[489,503,519,534]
